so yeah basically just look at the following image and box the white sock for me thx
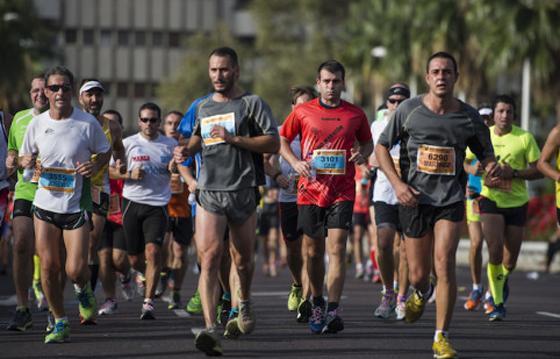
[473,283,482,291]
[434,329,448,341]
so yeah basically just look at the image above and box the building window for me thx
[100,30,112,47]
[117,82,128,98]
[169,32,181,48]
[65,29,77,44]
[152,31,164,47]
[118,30,129,46]
[134,83,146,98]
[135,31,146,46]
[83,29,95,45]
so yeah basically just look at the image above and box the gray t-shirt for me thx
[193,93,279,191]
[378,95,493,206]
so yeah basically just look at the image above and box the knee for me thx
[305,244,323,261]
[13,234,32,256]
[145,245,160,263]
[65,260,86,282]
[434,256,455,283]
[42,257,62,276]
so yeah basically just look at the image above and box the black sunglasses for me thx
[140,117,159,124]
[46,84,72,93]
[387,98,404,105]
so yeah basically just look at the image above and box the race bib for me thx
[108,193,121,214]
[312,149,346,175]
[39,167,76,193]
[170,173,184,194]
[31,159,41,184]
[200,112,236,146]
[416,144,456,176]
[91,185,101,205]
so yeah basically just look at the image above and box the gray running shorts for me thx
[197,188,257,224]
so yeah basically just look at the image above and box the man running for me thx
[174,47,279,356]
[20,66,111,343]
[280,60,373,335]
[119,102,177,320]
[478,95,541,321]
[370,83,410,320]
[78,79,126,305]
[6,74,49,331]
[375,52,497,358]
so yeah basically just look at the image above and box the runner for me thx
[97,109,135,315]
[174,47,279,355]
[6,74,49,331]
[280,60,373,335]
[351,162,371,280]
[78,79,127,305]
[479,95,541,321]
[161,111,193,309]
[20,66,111,343]
[257,186,280,278]
[269,85,315,322]
[375,52,497,358]
[118,102,177,320]
[370,83,410,320]
[463,104,493,311]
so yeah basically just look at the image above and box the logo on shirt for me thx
[321,117,341,122]
[132,155,150,161]
[44,128,55,135]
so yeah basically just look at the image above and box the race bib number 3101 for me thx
[416,144,456,176]
[39,167,76,193]
[313,149,346,175]
[200,112,236,146]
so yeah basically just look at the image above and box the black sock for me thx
[327,302,339,312]
[89,264,99,291]
[312,296,325,307]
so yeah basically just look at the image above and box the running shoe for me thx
[374,291,396,319]
[432,332,457,359]
[224,309,241,339]
[218,298,232,325]
[372,271,382,284]
[405,289,428,323]
[395,301,406,321]
[121,275,136,301]
[155,272,169,298]
[140,301,155,320]
[322,308,344,334]
[483,293,495,315]
[195,328,223,356]
[186,289,203,314]
[6,307,32,331]
[33,280,48,311]
[46,311,55,334]
[355,263,365,279]
[167,291,181,310]
[287,284,302,311]
[238,300,255,334]
[44,319,70,344]
[98,298,118,315]
[464,288,483,311]
[488,303,506,322]
[76,283,97,325]
[297,299,312,323]
[309,304,325,334]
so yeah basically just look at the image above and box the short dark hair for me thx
[493,94,516,116]
[103,109,123,126]
[138,102,161,119]
[44,66,74,88]
[317,60,345,80]
[209,47,239,67]
[290,85,317,105]
[165,110,183,119]
[426,52,458,74]
[31,73,45,82]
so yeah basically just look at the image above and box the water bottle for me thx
[188,192,196,205]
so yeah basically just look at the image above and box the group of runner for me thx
[2,47,558,359]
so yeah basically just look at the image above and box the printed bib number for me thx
[200,112,236,146]
[312,149,346,175]
[108,193,121,214]
[91,186,101,205]
[416,144,456,176]
[39,167,76,193]
[170,173,184,194]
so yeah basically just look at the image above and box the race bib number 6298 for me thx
[416,144,456,176]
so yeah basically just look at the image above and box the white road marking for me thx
[173,309,192,318]
[536,311,560,319]
[0,295,17,306]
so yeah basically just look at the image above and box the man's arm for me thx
[174,135,202,163]
[109,119,127,174]
[350,140,373,165]
[537,125,560,181]
[264,153,289,189]
[210,124,279,154]
[280,136,311,177]
[375,143,419,207]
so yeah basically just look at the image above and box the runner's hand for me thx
[173,145,189,163]
[114,159,127,175]
[276,174,290,189]
[6,152,18,175]
[76,161,95,177]
[293,161,311,178]
[186,178,197,193]
[349,147,366,165]
[210,125,232,143]
[395,182,420,207]
[130,165,144,180]
[20,154,35,169]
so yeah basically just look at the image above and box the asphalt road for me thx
[1,261,559,358]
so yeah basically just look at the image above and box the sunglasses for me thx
[140,117,159,124]
[46,84,72,93]
[387,98,404,105]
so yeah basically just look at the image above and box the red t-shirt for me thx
[107,179,124,225]
[280,98,372,207]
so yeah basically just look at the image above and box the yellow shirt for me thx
[556,151,560,208]
[91,116,112,189]
[480,125,540,208]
